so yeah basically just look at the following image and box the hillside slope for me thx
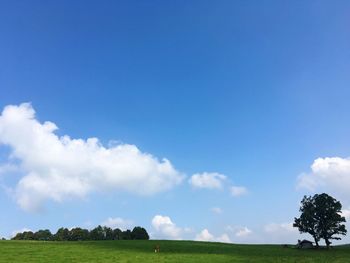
[0,240,349,262]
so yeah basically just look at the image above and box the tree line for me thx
[12,226,149,241]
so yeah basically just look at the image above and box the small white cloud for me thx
[211,207,222,214]
[0,103,184,212]
[235,227,252,237]
[101,217,133,230]
[226,225,252,238]
[151,215,182,240]
[216,233,231,243]
[230,186,248,197]
[195,229,231,243]
[189,172,226,189]
[195,229,214,241]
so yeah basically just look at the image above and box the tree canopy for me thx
[131,227,149,240]
[293,193,347,248]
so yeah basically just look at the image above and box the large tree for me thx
[131,226,149,240]
[103,226,114,240]
[69,227,89,241]
[53,228,70,241]
[90,225,105,240]
[34,229,52,241]
[294,193,347,248]
[112,228,123,240]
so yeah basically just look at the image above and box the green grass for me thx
[0,240,350,262]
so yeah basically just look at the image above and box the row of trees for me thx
[12,226,149,241]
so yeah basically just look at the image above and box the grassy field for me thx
[0,240,349,263]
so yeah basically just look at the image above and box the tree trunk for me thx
[325,238,330,249]
[313,236,319,248]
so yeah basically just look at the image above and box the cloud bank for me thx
[0,103,184,212]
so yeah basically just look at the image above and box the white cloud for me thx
[226,225,252,238]
[151,215,182,240]
[216,233,231,243]
[0,103,184,212]
[195,229,231,243]
[101,217,133,230]
[189,172,226,189]
[230,186,248,197]
[211,207,222,214]
[235,227,252,237]
[195,229,214,241]
[298,157,350,196]
[189,172,249,197]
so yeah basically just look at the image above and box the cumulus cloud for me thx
[151,215,182,239]
[101,217,133,230]
[195,229,214,241]
[195,229,231,243]
[230,186,248,197]
[298,157,350,196]
[0,103,184,212]
[189,172,226,189]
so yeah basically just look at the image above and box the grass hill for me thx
[1,240,350,262]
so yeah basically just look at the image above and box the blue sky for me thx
[1,0,350,243]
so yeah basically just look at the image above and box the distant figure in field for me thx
[154,245,160,253]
